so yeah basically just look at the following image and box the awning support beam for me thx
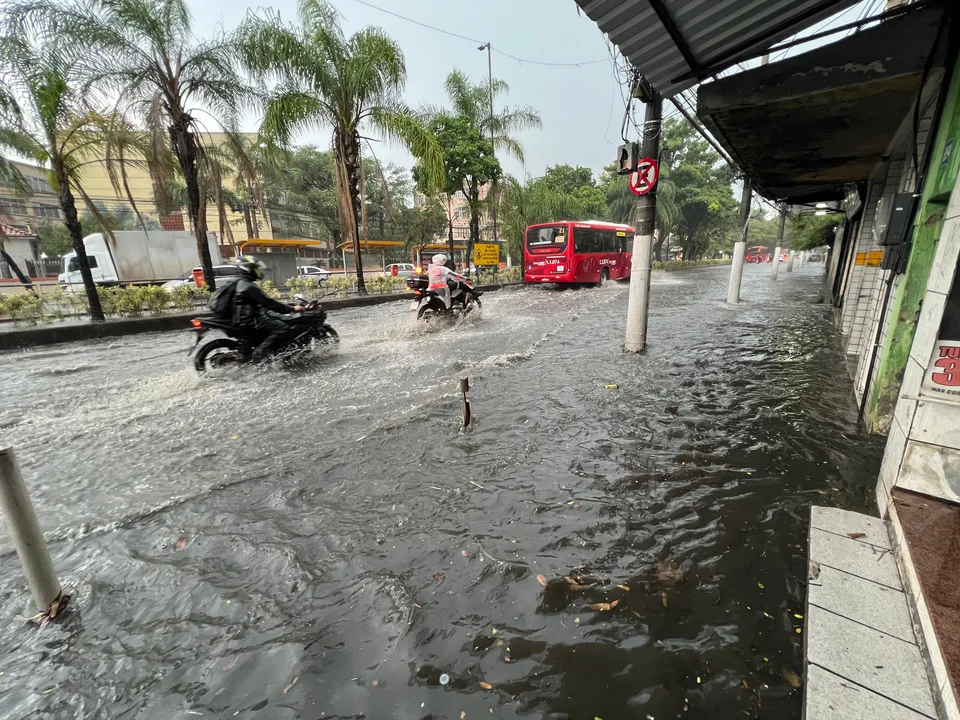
[646,0,700,74]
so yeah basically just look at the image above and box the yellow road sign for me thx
[473,243,500,266]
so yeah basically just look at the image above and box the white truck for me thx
[58,231,222,287]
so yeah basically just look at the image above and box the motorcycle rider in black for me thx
[232,257,302,360]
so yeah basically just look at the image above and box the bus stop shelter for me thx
[238,238,328,260]
[335,240,406,276]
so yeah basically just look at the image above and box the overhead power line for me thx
[350,0,608,67]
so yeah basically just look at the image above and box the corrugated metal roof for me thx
[574,0,861,97]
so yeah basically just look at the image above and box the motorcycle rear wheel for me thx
[417,298,447,320]
[194,338,241,373]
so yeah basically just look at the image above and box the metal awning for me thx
[696,4,949,203]
[573,0,860,97]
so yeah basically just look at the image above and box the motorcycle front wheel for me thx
[312,324,339,344]
[194,338,241,373]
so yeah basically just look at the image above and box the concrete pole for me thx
[624,91,662,353]
[787,251,795,272]
[727,181,752,304]
[771,206,786,280]
[0,446,61,614]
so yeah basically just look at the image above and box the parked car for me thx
[161,264,241,290]
[298,265,331,282]
[383,263,415,278]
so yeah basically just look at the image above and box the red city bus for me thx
[524,221,634,285]
[745,246,770,263]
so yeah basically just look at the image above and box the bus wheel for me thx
[599,268,610,286]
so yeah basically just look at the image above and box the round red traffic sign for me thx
[629,158,659,196]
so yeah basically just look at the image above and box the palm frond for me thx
[369,103,443,192]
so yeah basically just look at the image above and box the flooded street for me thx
[0,264,884,720]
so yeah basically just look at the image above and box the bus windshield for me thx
[526,225,568,252]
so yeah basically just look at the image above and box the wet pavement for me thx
[0,264,884,719]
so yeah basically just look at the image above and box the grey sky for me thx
[188,0,879,190]
[192,0,619,182]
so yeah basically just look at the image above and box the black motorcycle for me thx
[406,271,482,321]
[190,295,338,372]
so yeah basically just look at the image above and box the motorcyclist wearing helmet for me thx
[232,256,303,360]
[426,253,465,307]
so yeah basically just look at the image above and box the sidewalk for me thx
[805,507,937,719]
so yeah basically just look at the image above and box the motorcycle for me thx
[406,269,482,321]
[189,294,338,372]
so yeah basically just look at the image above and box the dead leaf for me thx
[433,572,442,581]
[461,549,468,557]
[587,599,619,612]
[461,712,466,719]
[847,532,866,539]
[617,584,630,591]
[536,574,547,586]
[782,669,802,689]
[479,681,493,690]
[283,674,299,694]
[662,591,668,608]
[175,537,188,550]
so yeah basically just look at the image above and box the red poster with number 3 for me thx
[923,340,960,396]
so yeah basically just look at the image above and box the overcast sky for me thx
[187,0,877,188]
[192,0,622,182]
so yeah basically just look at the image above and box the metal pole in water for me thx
[624,90,662,353]
[727,181,752,304]
[771,206,786,280]
[0,446,62,614]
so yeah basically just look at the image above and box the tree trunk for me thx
[653,234,665,262]
[169,119,216,290]
[468,204,481,279]
[446,195,455,265]
[335,127,366,294]
[242,205,254,242]
[246,181,260,238]
[54,159,104,322]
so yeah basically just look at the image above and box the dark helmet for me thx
[236,255,266,281]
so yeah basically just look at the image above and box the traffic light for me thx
[616,142,639,175]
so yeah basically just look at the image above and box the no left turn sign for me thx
[629,158,659,196]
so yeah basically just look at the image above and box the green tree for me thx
[239,0,443,294]
[439,69,541,252]
[413,114,499,266]
[788,212,843,250]
[36,0,256,291]
[541,164,595,195]
[602,163,678,261]
[0,30,105,320]
[745,208,781,247]
[399,198,447,252]
[262,145,340,246]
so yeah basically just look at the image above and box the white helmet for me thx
[432,253,448,265]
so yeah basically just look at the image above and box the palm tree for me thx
[20,0,256,290]
[440,71,541,250]
[0,31,106,320]
[498,175,581,262]
[238,0,443,294]
[0,90,35,291]
[607,175,678,261]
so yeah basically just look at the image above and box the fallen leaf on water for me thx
[575,617,580,624]
[795,628,802,634]
[283,674,299,694]
[741,680,749,689]
[794,613,803,619]
[617,585,630,591]
[491,628,497,635]
[661,591,668,608]
[847,532,866,539]
[461,712,466,719]
[433,572,442,581]
[175,537,188,550]
[230,435,238,440]
[536,574,547,586]
[697,676,701,684]
[782,669,802,688]
[461,550,469,557]
[479,681,493,690]
[587,599,619,612]
[757,582,764,589]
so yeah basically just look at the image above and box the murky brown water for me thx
[0,265,884,719]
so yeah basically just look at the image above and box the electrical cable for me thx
[350,0,608,67]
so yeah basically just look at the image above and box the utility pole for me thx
[771,205,786,279]
[727,181,752,304]
[727,54,768,305]
[624,89,662,353]
[479,42,499,267]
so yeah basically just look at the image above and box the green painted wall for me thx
[868,60,960,431]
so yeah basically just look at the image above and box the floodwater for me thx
[0,264,884,720]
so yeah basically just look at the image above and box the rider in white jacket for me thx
[426,254,464,307]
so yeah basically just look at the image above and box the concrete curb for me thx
[0,283,521,352]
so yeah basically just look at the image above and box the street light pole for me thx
[479,42,499,261]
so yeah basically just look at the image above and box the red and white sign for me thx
[629,158,659,196]
[922,339,960,398]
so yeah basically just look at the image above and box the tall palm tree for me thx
[441,71,541,249]
[607,175,678,261]
[498,175,581,263]
[238,0,443,294]
[18,0,256,290]
[0,31,106,320]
